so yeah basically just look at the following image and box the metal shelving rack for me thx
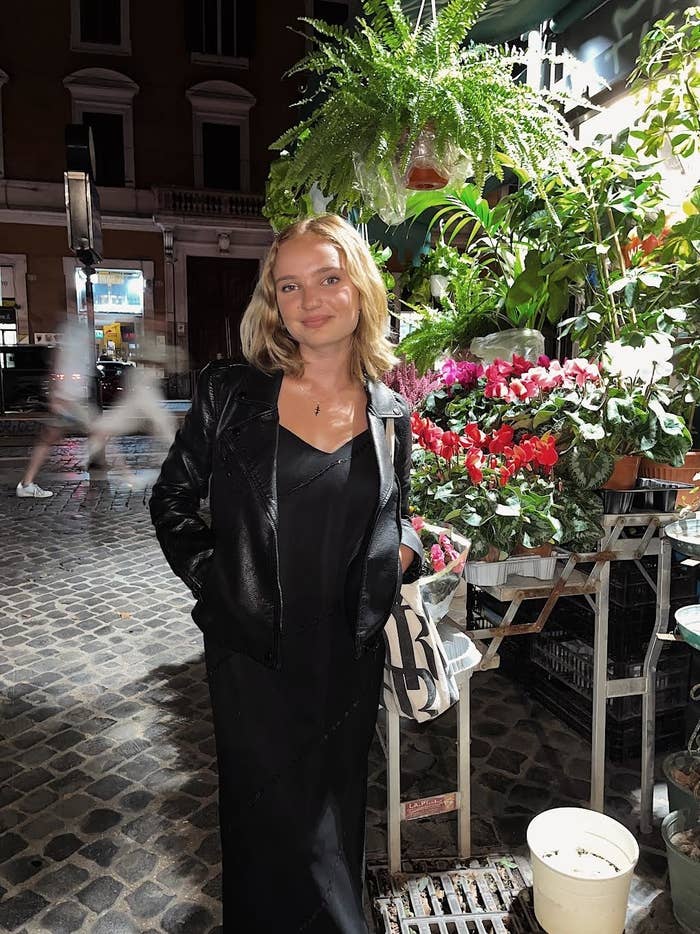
[464,510,679,836]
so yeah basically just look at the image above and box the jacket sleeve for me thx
[149,365,218,598]
[393,395,423,585]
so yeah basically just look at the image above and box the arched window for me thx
[186,80,255,191]
[63,68,139,188]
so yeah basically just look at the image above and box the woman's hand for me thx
[399,544,416,574]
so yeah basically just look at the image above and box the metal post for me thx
[640,530,671,833]
[591,556,610,812]
[83,264,96,353]
[457,673,471,858]
[387,705,402,874]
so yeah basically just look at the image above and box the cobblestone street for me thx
[0,433,684,932]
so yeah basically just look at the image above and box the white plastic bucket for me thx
[527,808,639,934]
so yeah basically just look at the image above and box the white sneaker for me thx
[16,482,54,499]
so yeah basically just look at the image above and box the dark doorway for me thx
[186,256,259,372]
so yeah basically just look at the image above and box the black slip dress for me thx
[205,424,385,933]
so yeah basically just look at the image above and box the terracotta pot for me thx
[482,545,502,563]
[403,123,450,190]
[405,163,450,190]
[639,451,700,507]
[602,455,641,491]
[513,543,553,557]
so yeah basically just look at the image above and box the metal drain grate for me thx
[368,856,545,934]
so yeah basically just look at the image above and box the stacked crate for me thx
[468,556,696,762]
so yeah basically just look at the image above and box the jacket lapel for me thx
[367,378,404,510]
[218,367,282,524]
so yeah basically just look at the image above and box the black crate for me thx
[526,667,688,763]
[529,628,691,721]
[608,558,697,608]
[599,478,693,514]
[554,593,696,665]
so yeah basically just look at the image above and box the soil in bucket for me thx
[662,809,700,933]
[527,807,639,934]
[664,752,700,820]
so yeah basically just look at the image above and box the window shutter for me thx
[184,0,204,52]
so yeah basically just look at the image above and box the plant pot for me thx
[662,809,700,934]
[465,559,508,586]
[663,752,700,820]
[513,544,554,557]
[527,807,639,934]
[602,455,641,491]
[504,554,558,581]
[639,451,700,507]
[403,123,450,190]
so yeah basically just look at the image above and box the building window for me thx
[186,0,255,67]
[71,0,131,54]
[202,122,240,190]
[63,69,139,188]
[81,112,125,187]
[187,80,255,191]
[0,255,29,343]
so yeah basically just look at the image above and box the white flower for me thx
[603,335,673,385]
[430,274,449,299]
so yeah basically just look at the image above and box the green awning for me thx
[400,0,609,43]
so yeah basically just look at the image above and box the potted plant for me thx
[415,351,692,495]
[266,0,583,225]
[408,408,602,574]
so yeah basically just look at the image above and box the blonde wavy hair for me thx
[240,214,397,381]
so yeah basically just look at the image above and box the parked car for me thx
[95,359,135,407]
[0,345,53,412]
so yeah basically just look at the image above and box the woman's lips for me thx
[302,316,331,328]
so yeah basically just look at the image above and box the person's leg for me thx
[17,425,63,496]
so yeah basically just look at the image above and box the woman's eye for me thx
[280,283,297,293]
[324,275,340,285]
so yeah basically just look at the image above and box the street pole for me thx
[83,264,96,353]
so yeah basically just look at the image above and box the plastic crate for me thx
[607,557,697,608]
[526,666,688,763]
[554,593,696,665]
[529,628,690,722]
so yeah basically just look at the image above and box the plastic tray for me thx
[599,477,693,514]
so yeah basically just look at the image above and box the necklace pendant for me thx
[314,403,321,416]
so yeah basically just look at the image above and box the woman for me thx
[150,214,422,932]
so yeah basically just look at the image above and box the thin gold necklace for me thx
[295,378,358,416]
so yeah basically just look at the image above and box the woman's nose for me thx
[300,287,321,310]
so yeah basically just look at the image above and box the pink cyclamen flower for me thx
[430,543,446,572]
[484,377,511,400]
[439,533,460,563]
[440,359,460,387]
[563,358,601,386]
[411,515,425,531]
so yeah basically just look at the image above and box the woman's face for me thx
[273,233,361,355]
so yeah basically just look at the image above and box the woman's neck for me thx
[298,348,357,392]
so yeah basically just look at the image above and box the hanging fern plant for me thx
[267,0,583,227]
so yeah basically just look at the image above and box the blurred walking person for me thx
[16,321,96,499]
[88,339,176,480]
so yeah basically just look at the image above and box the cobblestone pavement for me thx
[0,435,683,932]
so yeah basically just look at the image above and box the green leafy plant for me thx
[267,0,582,224]
[628,6,700,160]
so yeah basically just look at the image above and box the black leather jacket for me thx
[149,362,422,669]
